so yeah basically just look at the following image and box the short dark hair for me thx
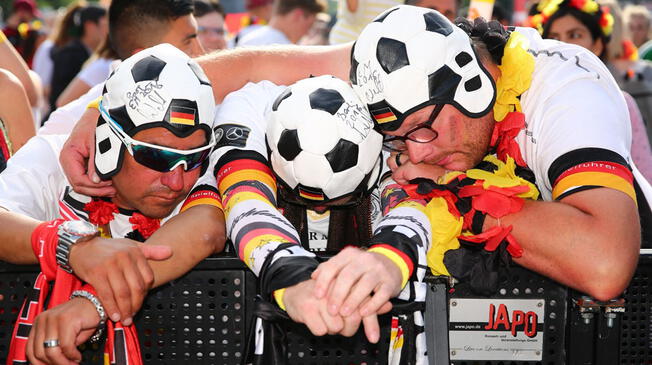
[275,0,324,16]
[194,0,225,18]
[72,4,107,37]
[109,0,194,60]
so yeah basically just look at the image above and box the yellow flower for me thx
[494,31,535,122]
[425,197,462,276]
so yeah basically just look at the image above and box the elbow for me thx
[579,249,638,301]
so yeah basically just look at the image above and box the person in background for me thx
[55,35,119,108]
[328,0,402,44]
[32,1,85,117]
[230,0,274,47]
[48,3,107,113]
[404,0,458,20]
[533,0,652,182]
[623,4,651,48]
[194,0,228,52]
[299,11,332,45]
[236,0,325,46]
[2,0,44,66]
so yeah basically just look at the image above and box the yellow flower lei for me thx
[493,31,535,122]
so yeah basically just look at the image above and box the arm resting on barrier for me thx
[486,188,640,301]
[0,207,41,264]
[68,204,226,326]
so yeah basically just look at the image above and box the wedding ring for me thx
[43,339,60,348]
[395,152,403,167]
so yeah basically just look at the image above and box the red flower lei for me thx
[83,199,160,240]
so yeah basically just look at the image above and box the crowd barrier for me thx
[0,251,650,364]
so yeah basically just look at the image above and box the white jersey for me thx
[0,135,221,237]
[515,28,652,203]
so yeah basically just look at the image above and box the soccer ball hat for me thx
[94,43,216,179]
[350,5,496,132]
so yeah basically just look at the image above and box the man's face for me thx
[160,14,206,57]
[196,12,227,52]
[414,0,457,20]
[111,127,207,219]
[629,15,650,47]
[385,104,494,171]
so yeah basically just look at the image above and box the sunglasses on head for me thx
[99,101,215,173]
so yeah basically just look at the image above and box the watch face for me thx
[63,220,98,236]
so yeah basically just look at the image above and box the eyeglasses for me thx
[382,104,443,152]
[197,25,226,36]
[99,101,215,172]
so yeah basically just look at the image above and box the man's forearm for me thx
[0,209,40,264]
[145,205,226,287]
[196,43,353,104]
[486,188,640,300]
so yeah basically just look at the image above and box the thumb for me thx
[136,243,173,260]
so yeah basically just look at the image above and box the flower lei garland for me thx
[527,0,614,37]
[84,199,161,241]
[403,31,540,278]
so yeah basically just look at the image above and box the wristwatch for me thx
[56,220,100,273]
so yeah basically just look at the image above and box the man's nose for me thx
[406,140,433,164]
[161,166,185,192]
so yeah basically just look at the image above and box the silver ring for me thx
[395,152,403,167]
[43,339,59,348]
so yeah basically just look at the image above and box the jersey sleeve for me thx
[179,158,223,213]
[0,135,68,220]
[520,40,636,202]
[212,82,318,296]
[368,167,431,295]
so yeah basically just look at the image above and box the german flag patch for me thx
[298,185,325,201]
[371,107,398,124]
[170,106,196,126]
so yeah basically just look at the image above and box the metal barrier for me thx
[0,252,650,364]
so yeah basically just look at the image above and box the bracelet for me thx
[71,290,107,343]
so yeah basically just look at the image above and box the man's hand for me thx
[59,108,116,197]
[311,247,403,320]
[26,298,100,365]
[69,237,172,326]
[387,152,447,184]
[283,279,392,343]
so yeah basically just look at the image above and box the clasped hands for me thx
[283,247,404,343]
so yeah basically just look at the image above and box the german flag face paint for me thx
[169,106,196,126]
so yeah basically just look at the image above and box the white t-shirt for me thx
[514,28,652,203]
[38,83,103,135]
[78,58,116,87]
[32,40,54,88]
[0,134,220,237]
[237,26,291,47]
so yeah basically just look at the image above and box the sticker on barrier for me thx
[448,298,545,361]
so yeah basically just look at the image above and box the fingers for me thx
[28,314,77,365]
[107,268,134,325]
[362,313,381,343]
[58,318,82,363]
[311,247,358,300]
[137,243,173,261]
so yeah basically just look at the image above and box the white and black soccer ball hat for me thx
[95,43,215,179]
[267,75,383,204]
[350,5,496,132]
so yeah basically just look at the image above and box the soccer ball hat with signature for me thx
[94,43,216,179]
[267,75,383,205]
[350,5,496,132]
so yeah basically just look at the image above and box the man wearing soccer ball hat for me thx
[0,44,224,364]
[212,75,432,362]
[302,4,652,325]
